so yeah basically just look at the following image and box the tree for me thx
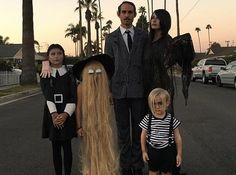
[206,24,212,48]
[105,20,112,34]
[75,0,85,57]
[65,23,86,56]
[81,0,98,56]
[0,35,10,45]
[195,27,201,52]
[176,0,180,35]
[21,0,37,85]
[91,9,100,54]
[136,6,148,32]
[97,0,103,52]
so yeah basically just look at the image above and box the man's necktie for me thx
[125,30,132,52]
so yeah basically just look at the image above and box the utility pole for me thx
[225,40,230,47]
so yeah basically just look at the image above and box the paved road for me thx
[0,93,80,175]
[174,80,236,175]
[0,79,236,175]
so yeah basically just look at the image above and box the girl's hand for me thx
[142,151,149,163]
[57,113,68,125]
[52,113,63,129]
[176,154,182,167]
[40,60,51,78]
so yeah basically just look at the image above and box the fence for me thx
[0,71,20,86]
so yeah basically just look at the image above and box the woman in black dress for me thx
[40,44,77,175]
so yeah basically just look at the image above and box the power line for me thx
[180,0,201,22]
[171,0,201,33]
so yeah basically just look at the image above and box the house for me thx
[207,46,236,57]
[0,44,46,64]
[195,46,236,61]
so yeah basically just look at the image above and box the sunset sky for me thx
[1,0,236,56]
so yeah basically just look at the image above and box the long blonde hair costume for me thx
[79,61,119,175]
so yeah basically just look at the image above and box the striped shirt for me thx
[139,113,181,149]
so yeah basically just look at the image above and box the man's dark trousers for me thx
[113,98,145,174]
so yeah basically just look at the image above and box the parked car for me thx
[216,61,236,88]
[192,57,227,84]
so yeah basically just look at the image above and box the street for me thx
[0,79,236,175]
[174,80,236,175]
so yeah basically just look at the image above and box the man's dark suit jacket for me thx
[105,27,148,99]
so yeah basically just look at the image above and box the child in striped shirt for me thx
[139,88,182,175]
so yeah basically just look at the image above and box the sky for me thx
[1,0,236,56]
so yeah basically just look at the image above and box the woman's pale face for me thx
[150,13,160,30]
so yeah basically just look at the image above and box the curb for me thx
[0,88,41,105]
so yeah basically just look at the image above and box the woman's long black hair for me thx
[149,9,171,42]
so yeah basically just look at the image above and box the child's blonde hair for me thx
[148,88,170,114]
[80,61,119,175]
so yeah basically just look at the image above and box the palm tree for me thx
[97,0,103,52]
[195,27,202,52]
[81,0,98,56]
[139,6,146,16]
[176,0,180,36]
[92,9,100,54]
[138,6,147,30]
[21,0,37,85]
[65,24,78,56]
[206,24,212,48]
[65,23,86,56]
[105,20,112,34]
[75,0,84,57]
[0,35,10,44]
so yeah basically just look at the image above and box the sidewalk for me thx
[0,85,41,105]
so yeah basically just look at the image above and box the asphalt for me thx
[0,85,41,105]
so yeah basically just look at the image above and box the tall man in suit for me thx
[105,1,148,175]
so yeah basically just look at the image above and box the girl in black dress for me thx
[40,44,77,175]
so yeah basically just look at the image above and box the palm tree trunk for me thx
[176,0,180,36]
[79,0,84,57]
[21,0,37,85]
[86,8,92,56]
[208,29,211,48]
[197,32,201,52]
[98,0,103,52]
[95,21,99,54]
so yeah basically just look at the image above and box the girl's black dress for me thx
[40,70,77,141]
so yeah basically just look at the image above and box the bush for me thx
[0,60,12,71]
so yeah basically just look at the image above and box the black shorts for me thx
[147,145,175,173]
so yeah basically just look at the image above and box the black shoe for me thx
[122,168,133,175]
[133,168,143,175]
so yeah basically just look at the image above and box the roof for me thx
[0,44,22,58]
[207,46,236,57]
[0,44,45,61]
